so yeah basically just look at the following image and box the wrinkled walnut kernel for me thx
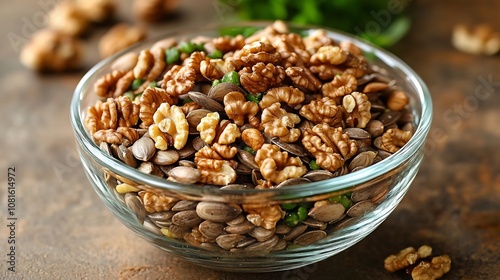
[224,91,260,127]
[260,103,301,143]
[255,144,307,184]
[99,23,147,58]
[240,63,286,94]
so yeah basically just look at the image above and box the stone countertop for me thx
[1,0,499,279]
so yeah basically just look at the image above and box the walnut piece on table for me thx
[99,23,147,58]
[20,29,83,72]
[452,23,500,55]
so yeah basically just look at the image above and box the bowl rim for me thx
[70,21,432,200]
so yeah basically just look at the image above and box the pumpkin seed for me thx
[346,200,376,217]
[308,202,345,222]
[215,234,246,250]
[294,230,327,246]
[198,221,226,240]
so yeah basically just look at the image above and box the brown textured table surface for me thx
[1,0,499,279]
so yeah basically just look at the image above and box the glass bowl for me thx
[70,22,432,272]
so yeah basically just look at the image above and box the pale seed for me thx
[172,210,202,228]
[131,136,156,161]
[308,202,345,222]
[168,166,200,184]
[196,202,242,223]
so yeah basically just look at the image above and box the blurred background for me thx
[1,0,499,279]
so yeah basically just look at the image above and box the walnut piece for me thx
[243,204,285,230]
[223,91,260,127]
[303,29,336,52]
[342,92,371,128]
[299,97,343,127]
[139,190,179,213]
[164,52,205,96]
[239,62,286,94]
[139,87,177,126]
[47,2,89,37]
[241,128,265,151]
[411,255,451,280]
[99,23,147,58]
[194,145,237,185]
[309,64,343,81]
[321,73,357,100]
[384,245,433,273]
[302,124,358,172]
[387,90,410,111]
[93,127,139,145]
[133,49,154,79]
[200,58,227,81]
[285,66,322,92]
[217,121,241,145]
[150,103,189,150]
[237,41,281,67]
[380,128,412,153]
[310,46,348,65]
[20,29,83,72]
[254,144,307,184]
[197,112,220,144]
[260,103,301,143]
[259,86,305,109]
[213,35,246,53]
[133,0,180,22]
[93,70,126,98]
[76,0,116,23]
[85,96,139,133]
[452,24,500,55]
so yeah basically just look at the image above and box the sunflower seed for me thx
[344,127,372,139]
[303,170,334,181]
[143,218,162,235]
[168,166,201,184]
[178,160,196,168]
[125,193,146,224]
[148,211,174,227]
[301,218,327,230]
[346,200,376,217]
[216,234,246,250]
[208,82,245,102]
[308,202,345,222]
[272,238,287,251]
[275,223,292,235]
[348,151,377,171]
[235,236,257,248]
[188,91,224,112]
[186,109,212,128]
[152,150,179,165]
[172,210,202,228]
[198,221,226,240]
[270,137,308,157]
[117,144,138,167]
[244,235,279,252]
[224,220,255,235]
[378,111,401,127]
[276,177,311,188]
[283,224,308,241]
[177,142,196,159]
[294,230,327,246]
[365,120,384,138]
[192,137,206,151]
[196,202,242,223]
[248,226,275,242]
[171,200,198,211]
[237,150,259,170]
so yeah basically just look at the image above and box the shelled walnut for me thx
[99,23,147,58]
[20,29,83,72]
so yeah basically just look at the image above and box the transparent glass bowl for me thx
[70,22,432,272]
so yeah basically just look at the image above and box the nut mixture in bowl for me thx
[71,21,432,272]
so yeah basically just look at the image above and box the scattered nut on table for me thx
[99,23,147,58]
[47,2,89,37]
[452,23,500,55]
[133,0,180,22]
[76,0,116,23]
[384,245,451,280]
[20,29,83,72]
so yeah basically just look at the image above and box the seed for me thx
[237,150,259,170]
[160,225,190,239]
[143,218,162,235]
[172,210,202,228]
[348,151,377,171]
[171,200,198,211]
[276,178,311,188]
[148,211,174,227]
[117,144,138,168]
[344,127,372,139]
[125,193,146,224]
[196,202,242,223]
[270,137,309,157]
[244,235,279,252]
[293,230,327,246]
[235,236,257,248]
[198,221,226,240]
[226,214,246,226]
[186,109,211,128]
[215,234,246,250]
[275,223,292,235]
[152,150,180,165]
[131,136,156,161]
[347,200,376,217]
[283,224,308,241]
[100,142,112,156]
[168,166,201,184]
[308,202,345,222]
[188,91,224,112]
[248,226,275,242]
[208,82,245,102]
[177,142,196,159]
[303,170,334,182]
[364,120,383,138]
[224,220,255,235]
[137,162,163,177]
[192,137,206,151]
[301,218,327,230]
[371,187,389,204]
[351,187,373,202]
[116,183,139,193]
[378,111,401,127]
[178,160,196,168]
[272,238,287,251]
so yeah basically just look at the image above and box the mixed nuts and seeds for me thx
[84,21,417,253]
